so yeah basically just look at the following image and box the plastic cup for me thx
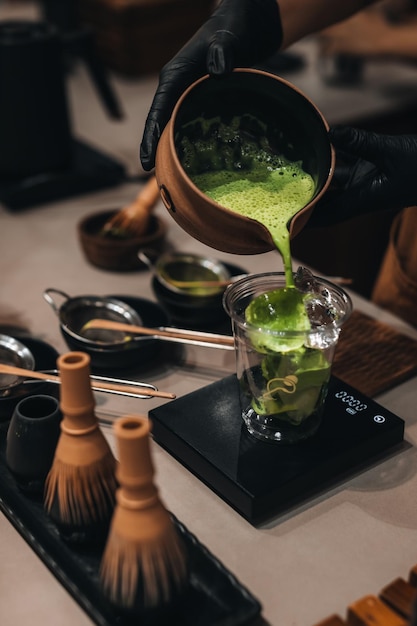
[223,272,352,444]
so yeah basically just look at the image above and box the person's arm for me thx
[278,0,377,48]
[319,8,417,59]
[140,0,378,170]
[140,0,283,170]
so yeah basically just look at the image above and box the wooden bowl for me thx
[77,210,168,271]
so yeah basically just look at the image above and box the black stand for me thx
[0,139,126,210]
[150,375,405,525]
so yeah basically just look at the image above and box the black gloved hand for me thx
[139,0,282,171]
[309,125,417,226]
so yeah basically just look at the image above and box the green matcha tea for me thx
[243,286,332,432]
[178,114,335,436]
[191,164,314,287]
[179,114,315,287]
[191,155,329,430]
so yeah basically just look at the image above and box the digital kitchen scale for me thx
[150,375,405,525]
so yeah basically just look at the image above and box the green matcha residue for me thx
[253,348,331,424]
[244,284,331,423]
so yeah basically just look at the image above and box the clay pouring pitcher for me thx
[155,69,335,255]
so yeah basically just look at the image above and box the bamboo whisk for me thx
[100,415,188,611]
[44,352,117,542]
[101,176,160,238]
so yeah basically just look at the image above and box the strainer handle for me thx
[43,288,70,316]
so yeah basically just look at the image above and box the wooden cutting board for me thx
[332,310,417,398]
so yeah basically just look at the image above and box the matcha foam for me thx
[177,114,315,286]
[192,165,314,286]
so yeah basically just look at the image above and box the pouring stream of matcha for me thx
[179,114,315,330]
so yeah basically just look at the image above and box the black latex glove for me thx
[309,125,417,226]
[139,0,282,171]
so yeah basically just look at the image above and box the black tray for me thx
[0,420,261,626]
[0,139,126,210]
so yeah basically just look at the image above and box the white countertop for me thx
[1,3,417,625]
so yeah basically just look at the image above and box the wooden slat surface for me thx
[380,578,417,620]
[347,595,407,626]
[313,566,417,625]
[409,565,417,587]
[333,310,417,397]
[312,614,348,626]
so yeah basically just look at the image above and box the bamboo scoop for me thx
[101,176,160,238]
[0,363,176,399]
[82,319,235,349]
[161,275,246,290]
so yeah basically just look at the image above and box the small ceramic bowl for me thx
[77,210,168,271]
[153,252,231,296]
[150,255,248,329]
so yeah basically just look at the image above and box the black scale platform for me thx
[150,375,405,526]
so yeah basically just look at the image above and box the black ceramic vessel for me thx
[6,394,62,496]
[152,262,247,330]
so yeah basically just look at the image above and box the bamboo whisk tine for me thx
[100,415,188,611]
[101,176,160,237]
[44,352,117,544]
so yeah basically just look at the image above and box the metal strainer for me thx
[0,334,35,396]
